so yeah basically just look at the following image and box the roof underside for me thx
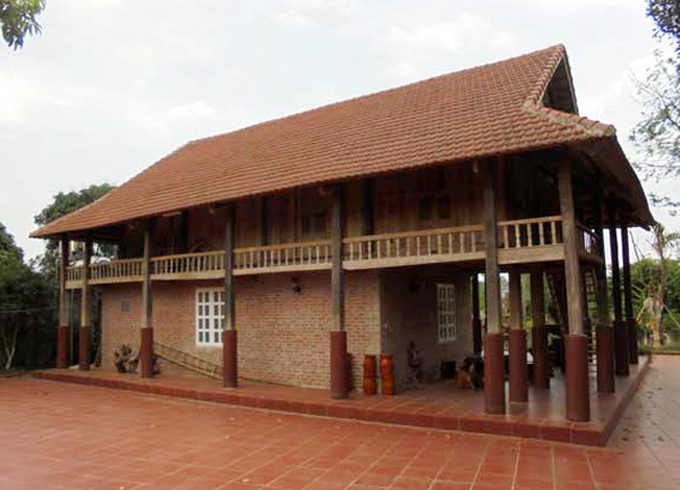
[32,45,653,239]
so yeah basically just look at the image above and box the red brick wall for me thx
[381,267,473,390]
[100,270,380,389]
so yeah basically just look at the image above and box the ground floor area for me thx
[2,356,678,490]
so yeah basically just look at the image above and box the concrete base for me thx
[566,334,590,422]
[223,329,238,388]
[57,325,70,369]
[484,332,505,414]
[330,331,348,399]
[78,326,90,371]
[509,329,528,403]
[139,327,154,379]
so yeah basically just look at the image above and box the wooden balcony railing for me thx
[90,258,144,284]
[152,251,225,279]
[343,225,484,268]
[234,240,332,274]
[63,216,603,288]
[498,216,563,249]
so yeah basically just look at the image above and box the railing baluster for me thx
[550,221,557,245]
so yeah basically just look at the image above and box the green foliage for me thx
[0,0,45,49]
[0,222,53,369]
[33,183,115,283]
[648,0,680,48]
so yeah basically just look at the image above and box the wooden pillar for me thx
[621,224,638,365]
[471,273,482,355]
[260,196,270,246]
[482,160,505,414]
[594,193,615,392]
[78,237,92,371]
[509,269,527,403]
[139,225,154,378]
[330,186,348,399]
[362,179,375,236]
[530,268,550,389]
[223,204,238,388]
[608,201,629,376]
[558,159,590,422]
[57,236,71,368]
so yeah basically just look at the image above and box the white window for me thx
[196,288,225,346]
[437,284,456,342]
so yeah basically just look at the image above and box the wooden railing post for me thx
[558,158,589,422]
[78,236,92,371]
[330,185,348,399]
[482,159,505,415]
[223,203,238,388]
[57,235,70,368]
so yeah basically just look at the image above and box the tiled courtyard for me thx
[1,357,679,490]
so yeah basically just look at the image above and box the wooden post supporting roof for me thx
[223,203,238,388]
[621,224,638,365]
[530,268,550,389]
[57,236,70,369]
[608,201,629,376]
[508,268,528,403]
[471,273,482,355]
[139,225,154,378]
[330,186,348,399]
[482,160,505,414]
[78,236,92,371]
[594,191,615,393]
[558,158,590,422]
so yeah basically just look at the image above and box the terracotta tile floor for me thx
[1,356,679,489]
[35,356,649,446]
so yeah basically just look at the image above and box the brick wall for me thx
[100,270,380,389]
[380,267,473,390]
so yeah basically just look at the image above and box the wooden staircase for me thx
[154,341,221,379]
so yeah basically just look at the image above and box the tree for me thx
[634,223,680,347]
[33,183,115,284]
[0,0,45,49]
[631,1,680,207]
[648,0,680,49]
[0,222,51,369]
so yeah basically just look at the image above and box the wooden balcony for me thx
[64,216,601,289]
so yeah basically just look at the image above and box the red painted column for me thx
[78,237,92,371]
[558,158,590,422]
[471,273,482,355]
[530,269,550,389]
[621,224,638,365]
[223,204,238,388]
[482,159,505,414]
[139,226,155,378]
[330,186,348,399]
[57,236,70,368]
[509,269,527,403]
[608,202,629,376]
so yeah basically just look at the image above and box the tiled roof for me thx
[32,45,651,238]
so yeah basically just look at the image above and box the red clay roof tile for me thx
[32,45,651,238]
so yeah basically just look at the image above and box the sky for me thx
[1,0,677,261]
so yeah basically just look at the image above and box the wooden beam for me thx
[608,200,629,376]
[362,179,374,236]
[483,161,501,335]
[558,158,590,422]
[621,223,638,365]
[558,159,583,336]
[509,268,527,403]
[530,268,550,389]
[331,186,345,332]
[140,224,154,378]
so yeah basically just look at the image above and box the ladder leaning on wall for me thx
[153,341,221,379]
